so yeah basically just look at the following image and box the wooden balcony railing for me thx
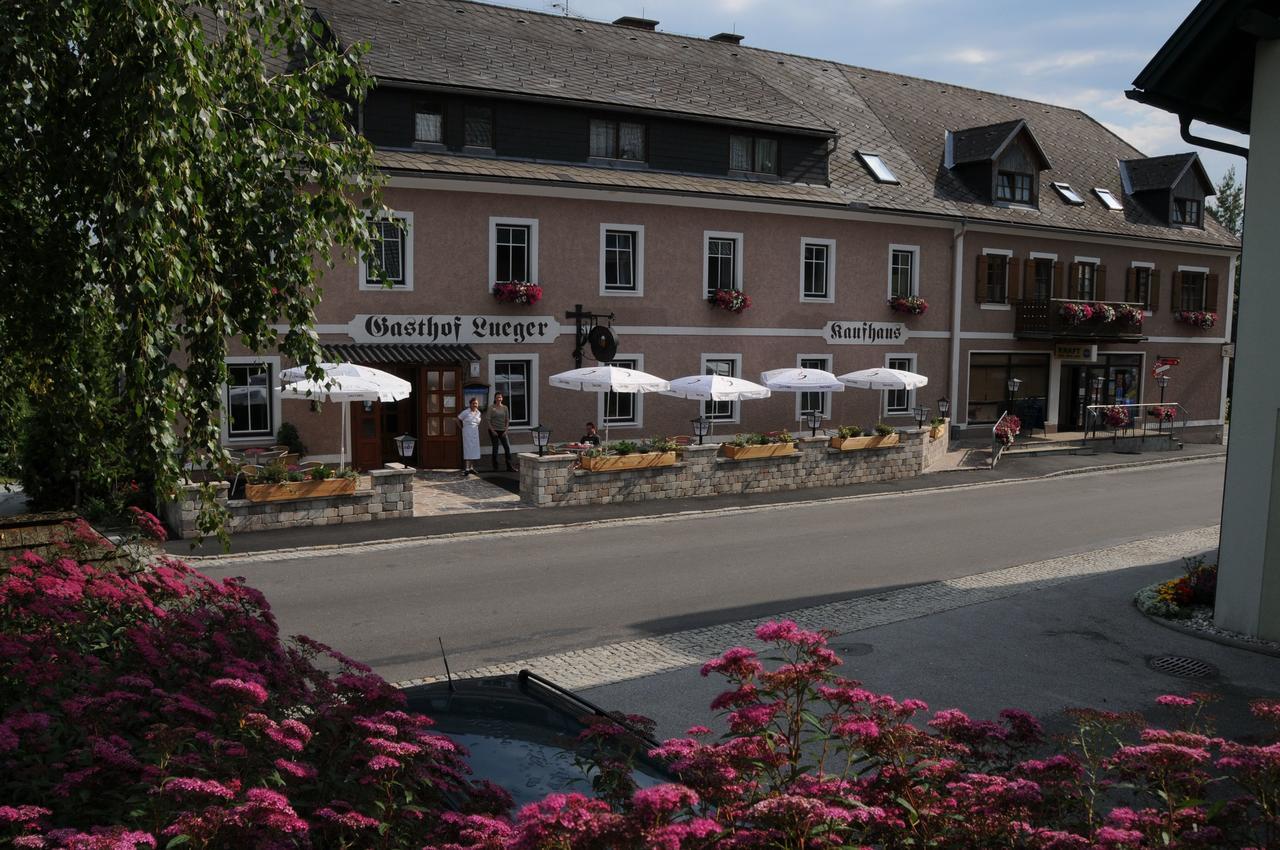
[1013,299,1147,341]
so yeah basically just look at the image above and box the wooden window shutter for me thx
[1067,262,1080,299]
[975,255,988,303]
[1124,267,1136,303]
[1095,265,1108,301]
[1053,261,1065,299]
[1149,269,1161,311]
[1008,257,1022,301]
[1024,258,1036,298]
[1206,273,1220,312]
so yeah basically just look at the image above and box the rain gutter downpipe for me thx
[950,220,967,429]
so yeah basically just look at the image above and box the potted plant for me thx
[492,280,543,305]
[1102,404,1132,430]
[707,289,752,314]
[1174,310,1218,329]
[887,295,928,315]
[1116,305,1144,327]
[721,431,799,460]
[245,462,359,502]
[929,416,947,439]
[1090,303,1117,324]
[994,414,1021,447]
[579,438,678,472]
[1058,302,1093,326]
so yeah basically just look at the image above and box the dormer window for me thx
[1173,197,1202,226]
[414,106,444,144]
[590,119,646,161]
[730,135,778,175]
[996,171,1033,203]
[465,105,494,148]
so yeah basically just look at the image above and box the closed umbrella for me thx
[548,366,670,442]
[837,368,929,390]
[278,364,412,470]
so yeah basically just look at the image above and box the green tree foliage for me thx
[0,0,382,534]
[1209,165,1245,236]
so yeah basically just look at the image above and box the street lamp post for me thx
[691,416,712,445]
[1156,374,1171,434]
[803,409,823,438]
[912,404,930,429]
[393,433,417,466]
[937,396,950,420]
[1090,375,1106,436]
[1007,377,1022,420]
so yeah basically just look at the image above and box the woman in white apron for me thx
[457,396,483,475]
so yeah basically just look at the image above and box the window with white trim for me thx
[489,218,539,287]
[704,232,742,296]
[889,246,918,298]
[1094,188,1123,210]
[601,226,642,294]
[798,355,833,421]
[801,239,834,301]
[360,212,413,290]
[1180,270,1207,311]
[492,359,533,427]
[884,355,916,416]
[1131,265,1153,309]
[1075,261,1098,301]
[856,151,899,184]
[984,252,1010,304]
[601,357,640,427]
[227,362,274,438]
[702,355,740,422]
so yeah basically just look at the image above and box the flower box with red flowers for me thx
[1058,302,1094,326]
[707,289,752,314]
[888,295,928,315]
[1174,310,1218,330]
[492,280,543,306]
[1116,305,1144,327]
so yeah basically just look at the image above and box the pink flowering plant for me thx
[1090,302,1117,324]
[1059,302,1094,326]
[888,295,928,315]
[1149,405,1177,422]
[995,413,1021,447]
[1117,305,1145,327]
[1175,310,1219,330]
[708,289,752,314]
[492,280,543,305]
[1102,404,1133,429]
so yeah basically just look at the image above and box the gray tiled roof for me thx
[951,120,1025,165]
[315,0,1238,250]
[1122,153,1204,192]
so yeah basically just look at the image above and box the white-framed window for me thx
[982,248,1013,306]
[800,238,836,302]
[599,355,643,429]
[796,354,833,422]
[489,354,539,429]
[1130,261,1155,311]
[1073,256,1101,302]
[1177,264,1210,312]
[703,231,743,297]
[590,119,646,161]
[701,354,742,423]
[489,217,539,287]
[1094,187,1123,210]
[600,224,644,296]
[884,354,917,417]
[1051,182,1086,205]
[888,244,919,299]
[856,151,899,184]
[359,211,414,291]
[1029,251,1057,302]
[223,356,281,443]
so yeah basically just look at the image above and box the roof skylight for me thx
[1051,182,1085,205]
[856,151,899,184]
[1093,187,1124,210]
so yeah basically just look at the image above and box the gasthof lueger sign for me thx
[823,321,907,344]
[349,315,562,345]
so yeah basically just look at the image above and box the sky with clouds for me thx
[478,0,1248,191]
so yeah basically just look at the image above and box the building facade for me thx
[224,0,1239,469]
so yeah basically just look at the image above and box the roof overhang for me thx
[1126,0,1277,138]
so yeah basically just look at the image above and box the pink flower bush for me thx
[707,289,752,314]
[995,413,1021,447]
[1175,310,1219,329]
[1059,302,1094,325]
[888,295,928,315]
[492,281,543,305]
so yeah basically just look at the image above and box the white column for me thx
[1216,39,1280,639]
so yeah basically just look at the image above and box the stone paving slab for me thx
[392,525,1221,691]
[411,471,523,517]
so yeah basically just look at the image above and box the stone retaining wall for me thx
[520,427,936,508]
[922,422,950,471]
[161,468,415,538]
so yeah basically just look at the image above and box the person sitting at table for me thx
[580,422,601,446]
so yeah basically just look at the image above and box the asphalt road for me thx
[199,458,1225,684]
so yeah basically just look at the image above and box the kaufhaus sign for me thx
[349,314,563,345]
[822,321,906,345]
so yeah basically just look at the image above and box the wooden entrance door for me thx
[420,367,462,468]
[352,400,381,470]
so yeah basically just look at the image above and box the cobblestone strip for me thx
[392,526,1220,692]
[190,457,1224,567]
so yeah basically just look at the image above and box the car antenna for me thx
[438,636,455,693]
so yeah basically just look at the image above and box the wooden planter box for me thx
[580,451,677,473]
[828,433,900,451]
[720,443,798,461]
[245,478,357,502]
[929,424,946,440]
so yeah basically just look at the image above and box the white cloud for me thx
[942,47,998,65]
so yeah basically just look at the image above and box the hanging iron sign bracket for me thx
[565,303,616,368]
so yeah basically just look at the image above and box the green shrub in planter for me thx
[836,425,863,439]
[611,440,639,456]
[873,423,896,437]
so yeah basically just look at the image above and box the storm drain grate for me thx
[1147,655,1218,679]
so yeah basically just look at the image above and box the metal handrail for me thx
[991,410,1014,469]
[1083,401,1187,440]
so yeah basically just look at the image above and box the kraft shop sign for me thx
[822,321,906,345]
[349,314,563,345]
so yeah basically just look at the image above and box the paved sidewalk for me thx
[166,443,1226,558]
[410,470,522,517]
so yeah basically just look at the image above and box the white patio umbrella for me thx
[760,368,845,392]
[662,373,773,441]
[548,366,670,442]
[837,368,929,390]
[277,364,412,470]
